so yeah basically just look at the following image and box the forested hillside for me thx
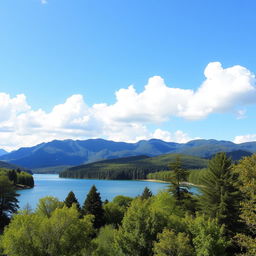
[60,154,208,180]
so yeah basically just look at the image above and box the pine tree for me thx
[167,156,188,201]
[0,176,19,231]
[82,185,105,229]
[64,191,81,211]
[199,152,242,235]
[141,187,152,199]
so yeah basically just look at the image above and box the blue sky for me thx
[1,0,256,150]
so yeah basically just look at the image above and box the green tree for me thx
[167,157,189,201]
[185,214,229,256]
[7,169,17,184]
[115,198,163,256]
[0,176,19,231]
[64,191,81,211]
[141,186,153,199]
[234,154,256,255]
[35,196,63,218]
[199,152,241,234]
[1,205,94,256]
[92,225,120,256]
[104,195,132,227]
[82,185,105,229]
[153,228,194,256]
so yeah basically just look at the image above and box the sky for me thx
[1,0,256,151]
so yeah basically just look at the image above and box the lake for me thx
[17,174,199,210]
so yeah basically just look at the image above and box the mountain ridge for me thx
[0,138,255,169]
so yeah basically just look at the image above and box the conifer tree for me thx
[141,186,152,199]
[82,185,105,229]
[0,176,19,231]
[167,156,188,201]
[64,191,81,211]
[199,152,241,235]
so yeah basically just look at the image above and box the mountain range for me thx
[0,138,255,169]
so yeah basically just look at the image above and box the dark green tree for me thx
[141,186,152,199]
[199,152,242,235]
[64,191,81,211]
[167,156,189,201]
[7,170,17,184]
[0,176,19,231]
[82,185,105,229]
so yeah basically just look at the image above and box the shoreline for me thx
[139,179,169,183]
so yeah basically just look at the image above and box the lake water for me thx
[17,174,199,210]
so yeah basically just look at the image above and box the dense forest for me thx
[0,152,256,255]
[60,154,208,180]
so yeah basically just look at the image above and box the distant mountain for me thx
[0,149,7,156]
[60,154,208,180]
[1,138,256,169]
[0,160,30,172]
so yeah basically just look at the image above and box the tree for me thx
[1,205,94,256]
[153,228,194,256]
[114,198,164,256]
[64,191,81,211]
[234,154,256,255]
[82,185,105,229]
[167,156,189,201]
[0,176,19,231]
[199,152,241,234]
[141,187,152,199]
[35,196,63,218]
[92,225,119,256]
[7,170,17,184]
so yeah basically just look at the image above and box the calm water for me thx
[17,174,199,210]
[17,174,168,209]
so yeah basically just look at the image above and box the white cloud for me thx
[233,134,256,144]
[41,0,47,4]
[151,129,196,143]
[0,61,255,150]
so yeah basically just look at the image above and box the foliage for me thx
[234,154,256,255]
[1,205,94,256]
[92,225,119,256]
[35,196,64,218]
[64,191,81,211]
[114,198,164,256]
[141,186,152,199]
[104,195,132,227]
[153,228,194,256]
[185,214,229,256]
[82,185,105,229]
[60,153,208,180]
[199,152,241,234]
[0,176,19,231]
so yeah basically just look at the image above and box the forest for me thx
[0,152,256,255]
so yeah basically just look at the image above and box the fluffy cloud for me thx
[233,134,256,144]
[0,61,255,150]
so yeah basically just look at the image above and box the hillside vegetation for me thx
[60,154,208,180]
[0,138,255,169]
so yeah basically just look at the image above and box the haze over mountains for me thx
[0,138,255,169]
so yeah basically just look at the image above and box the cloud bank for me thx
[0,62,255,150]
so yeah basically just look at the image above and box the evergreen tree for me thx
[82,185,105,229]
[167,156,189,201]
[234,154,256,255]
[7,170,17,184]
[199,152,242,235]
[141,186,152,199]
[0,176,19,231]
[64,191,81,211]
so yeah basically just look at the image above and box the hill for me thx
[1,138,256,169]
[0,149,7,156]
[60,154,208,180]
[0,160,30,173]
